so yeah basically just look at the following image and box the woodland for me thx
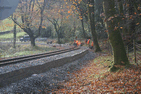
[0,0,141,93]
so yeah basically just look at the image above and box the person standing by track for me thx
[90,41,94,49]
[87,39,91,47]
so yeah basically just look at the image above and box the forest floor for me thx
[51,42,141,93]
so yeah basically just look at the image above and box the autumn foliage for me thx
[51,52,141,93]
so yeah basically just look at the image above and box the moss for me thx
[103,0,130,71]
[110,66,120,72]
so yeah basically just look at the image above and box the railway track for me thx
[0,46,88,88]
[0,46,79,67]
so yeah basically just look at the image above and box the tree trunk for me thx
[80,15,86,38]
[57,36,61,44]
[87,21,91,33]
[88,0,101,52]
[103,0,130,71]
[73,20,76,37]
[73,20,76,33]
[54,25,60,44]
[30,36,35,47]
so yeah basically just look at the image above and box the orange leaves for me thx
[38,90,41,92]
[136,22,139,25]
[66,6,70,9]
[51,43,141,93]
[134,12,137,15]
[88,4,93,7]
[127,4,130,7]
[79,16,83,20]
[129,15,133,19]
[105,30,108,32]
[122,18,125,20]
[73,1,77,5]
[66,15,70,19]
[120,27,123,29]
[68,10,71,13]
[71,5,76,10]
[42,26,46,28]
[58,9,61,13]
[78,1,81,4]
[137,6,141,10]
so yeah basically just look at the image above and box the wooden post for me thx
[13,15,16,48]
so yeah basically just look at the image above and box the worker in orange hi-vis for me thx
[75,40,78,46]
[90,41,94,49]
[87,39,90,46]
[91,41,94,46]
[77,42,79,46]
[78,41,81,46]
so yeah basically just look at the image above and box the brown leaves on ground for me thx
[51,53,141,94]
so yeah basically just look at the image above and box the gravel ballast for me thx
[0,47,96,93]
[0,47,85,75]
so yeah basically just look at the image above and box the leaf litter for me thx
[51,52,141,94]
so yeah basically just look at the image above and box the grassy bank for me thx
[0,32,26,41]
[0,44,57,58]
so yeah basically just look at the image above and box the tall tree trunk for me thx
[57,36,61,44]
[81,15,86,38]
[103,0,130,72]
[54,24,61,44]
[88,0,101,52]
[30,36,35,46]
[87,21,91,33]
[13,16,16,48]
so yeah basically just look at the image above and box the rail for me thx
[0,46,80,66]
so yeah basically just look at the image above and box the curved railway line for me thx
[0,46,89,88]
[0,46,79,67]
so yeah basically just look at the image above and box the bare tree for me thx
[10,0,46,46]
